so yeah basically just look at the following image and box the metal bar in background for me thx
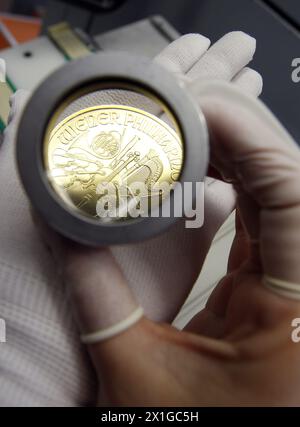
[94,16,179,58]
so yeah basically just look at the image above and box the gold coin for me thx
[44,105,183,220]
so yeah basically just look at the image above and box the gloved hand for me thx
[49,81,300,406]
[0,32,262,406]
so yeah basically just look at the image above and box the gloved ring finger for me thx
[187,31,256,82]
[232,67,263,97]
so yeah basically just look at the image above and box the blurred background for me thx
[0,0,299,142]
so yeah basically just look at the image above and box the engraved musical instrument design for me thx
[44,105,184,220]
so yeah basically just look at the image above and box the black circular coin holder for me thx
[16,52,209,246]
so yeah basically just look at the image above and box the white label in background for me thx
[0,318,6,343]
[0,58,6,83]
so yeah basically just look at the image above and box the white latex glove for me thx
[0,32,262,406]
[61,81,300,407]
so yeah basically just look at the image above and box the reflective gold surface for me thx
[44,105,183,220]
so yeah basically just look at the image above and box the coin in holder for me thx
[17,52,208,246]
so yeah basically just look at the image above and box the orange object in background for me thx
[0,30,10,49]
[0,13,41,48]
